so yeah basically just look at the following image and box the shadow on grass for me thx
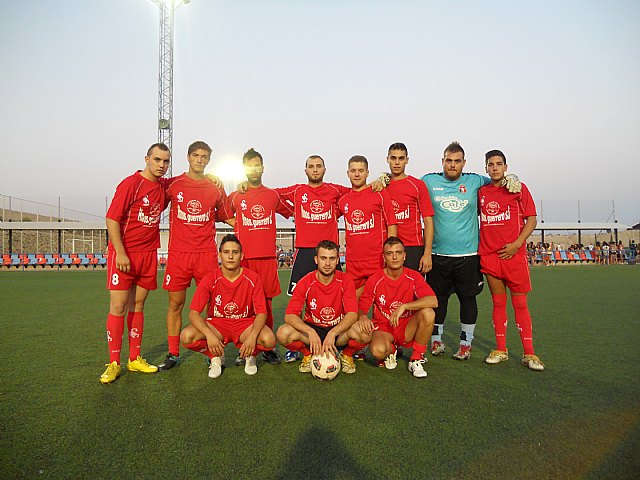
[275,425,375,480]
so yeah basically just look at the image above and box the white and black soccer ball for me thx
[311,352,340,381]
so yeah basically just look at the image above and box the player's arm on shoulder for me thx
[204,174,224,189]
[501,173,521,193]
[105,218,130,272]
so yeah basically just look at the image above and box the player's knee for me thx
[417,308,435,327]
[369,341,387,360]
[276,325,291,345]
[109,302,127,317]
[259,328,276,349]
[180,327,196,345]
[167,298,185,313]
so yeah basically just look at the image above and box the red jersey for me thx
[228,185,293,259]
[359,267,435,325]
[276,183,350,247]
[337,188,397,263]
[106,171,166,252]
[478,182,537,256]
[285,270,358,328]
[385,175,434,246]
[190,267,267,319]
[166,173,231,253]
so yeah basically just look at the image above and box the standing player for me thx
[385,143,434,273]
[99,143,170,384]
[228,148,294,365]
[337,155,397,298]
[479,150,544,371]
[340,237,438,377]
[276,240,359,373]
[180,234,276,378]
[159,141,232,371]
[422,141,521,360]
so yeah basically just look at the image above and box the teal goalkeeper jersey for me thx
[421,172,490,256]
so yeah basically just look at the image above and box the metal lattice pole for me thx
[157,1,175,177]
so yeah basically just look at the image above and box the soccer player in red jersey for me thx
[479,150,544,371]
[276,155,351,296]
[339,237,437,377]
[227,148,294,365]
[276,240,359,374]
[385,143,435,273]
[337,155,397,298]
[159,141,233,371]
[180,234,276,378]
[99,143,170,384]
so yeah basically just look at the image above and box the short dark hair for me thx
[243,148,263,165]
[443,141,465,158]
[315,239,339,256]
[306,155,325,167]
[188,141,212,156]
[219,234,242,252]
[146,143,170,157]
[348,155,368,168]
[388,143,408,156]
[383,236,405,249]
[485,149,507,165]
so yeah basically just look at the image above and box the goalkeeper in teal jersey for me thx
[422,141,520,360]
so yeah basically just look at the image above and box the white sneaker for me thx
[244,355,258,375]
[384,351,398,370]
[208,356,223,378]
[408,359,427,378]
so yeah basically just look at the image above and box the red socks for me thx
[511,295,535,355]
[127,312,144,361]
[168,335,180,357]
[184,340,213,358]
[106,314,124,364]
[411,342,426,360]
[286,341,310,356]
[491,293,508,351]
[343,340,368,357]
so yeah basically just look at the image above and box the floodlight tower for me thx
[152,0,190,177]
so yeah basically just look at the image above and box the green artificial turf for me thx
[1,266,638,479]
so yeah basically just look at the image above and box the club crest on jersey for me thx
[240,199,247,210]
[320,306,336,322]
[343,203,349,214]
[302,193,308,203]
[177,191,184,203]
[143,195,150,206]
[215,294,222,306]
[310,298,317,310]
[310,200,324,214]
[351,209,365,224]
[378,294,386,306]
[223,302,240,316]
[187,200,202,215]
[251,204,266,219]
[486,201,500,216]
[459,185,467,193]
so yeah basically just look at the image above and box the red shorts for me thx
[373,315,414,348]
[346,258,383,290]
[206,316,254,347]
[163,251,218,291]
[480,252,532,293]
[241,257,280,298]
[107,250,158,291]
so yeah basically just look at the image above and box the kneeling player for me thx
[479,150,544,371]
[276,240,358,373]
[342,237,437,378]
[180,234,275,378]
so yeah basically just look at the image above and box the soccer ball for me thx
[311,352,340,381]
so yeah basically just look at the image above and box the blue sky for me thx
[1,0,639,225]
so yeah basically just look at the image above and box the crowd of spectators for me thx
[526,240,638,265]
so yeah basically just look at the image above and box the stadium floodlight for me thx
[151,0,191,177]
